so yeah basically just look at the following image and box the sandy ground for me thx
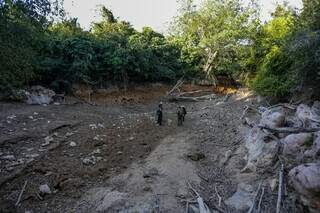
[0,86,269,213]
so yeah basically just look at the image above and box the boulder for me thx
[304,132,320,159]
[296,104,311,122]
[289,163,320,213]
[245,127,279,169]
[260,110,285,128]
[225,183,254,211]
[24,86,55,105]
[282,133,313,157]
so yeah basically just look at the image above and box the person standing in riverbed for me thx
[156,102,163,126]
[177,106,183,126]
[181,105,187,122]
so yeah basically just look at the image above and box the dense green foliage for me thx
[0,0,319,98]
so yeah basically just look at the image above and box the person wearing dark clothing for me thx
[181,106,187,122]
[156,102,163,126]
[177,106,183,126]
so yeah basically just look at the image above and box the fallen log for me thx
[258,125,320,133]
[268,103,297,110]
[168,94,217,102]
[177,90,212,97]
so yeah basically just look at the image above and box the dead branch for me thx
[243,117,255,128]
[268,103,296,110]
[240,106,250,120]
[177,90,212,97]
[168,94,217,102]
[185,201,189,213]
[258,125,320,133]
[248,182,262,213]
[276,162,284,213]
[15,180,28,206]
[214,186,222,207]
[257,187,265,213]
[167,79,184,96]
[187,182,211,213]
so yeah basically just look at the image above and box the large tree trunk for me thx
[203,50,218,87]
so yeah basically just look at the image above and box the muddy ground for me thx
[0,86,284,213]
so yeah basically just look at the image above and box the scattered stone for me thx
[97,123,105,128]
[296,104,312,126]
[24,86,55,105]
[269,178,277,191]
[187,152,205,161]
[117,151,123,155]
[42,136,54,147]
[7,115,16,119]
[82,156,96,165]
[80,188,128,212]
[289,163,320,213]
[25,154,39,158]
[39,184,52,195]
[92,149,101,155]
[1,155,15,160]
[89,124,98,130]
[70,141,77,147]
[66,132,74,137]
[225,183,254,211]
[129,136,135,141]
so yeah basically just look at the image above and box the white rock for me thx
[39,184,52,195]
[7,115,16,119]
[269,178,277,191]
[260,110,285,128]
[84,188,128,212]
[129,136,135,141]
[245,127,278,169]
[92,149,101,155]
[66,132,74,137]
[25,154,39,158]
[70,142,77,147]
[225,183,254,211]
[304,132,320,158]
[44,136,54,143]
[24,86,55,105]
[42,136,54,146]
[1,155,15,160]
[98,123,105,128]
[289,163,320,212]
[282,133,313,156]
[83,156,96,165]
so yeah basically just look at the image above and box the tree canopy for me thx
[0,0,319,99]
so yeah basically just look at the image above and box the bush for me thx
[251,46,294,97]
